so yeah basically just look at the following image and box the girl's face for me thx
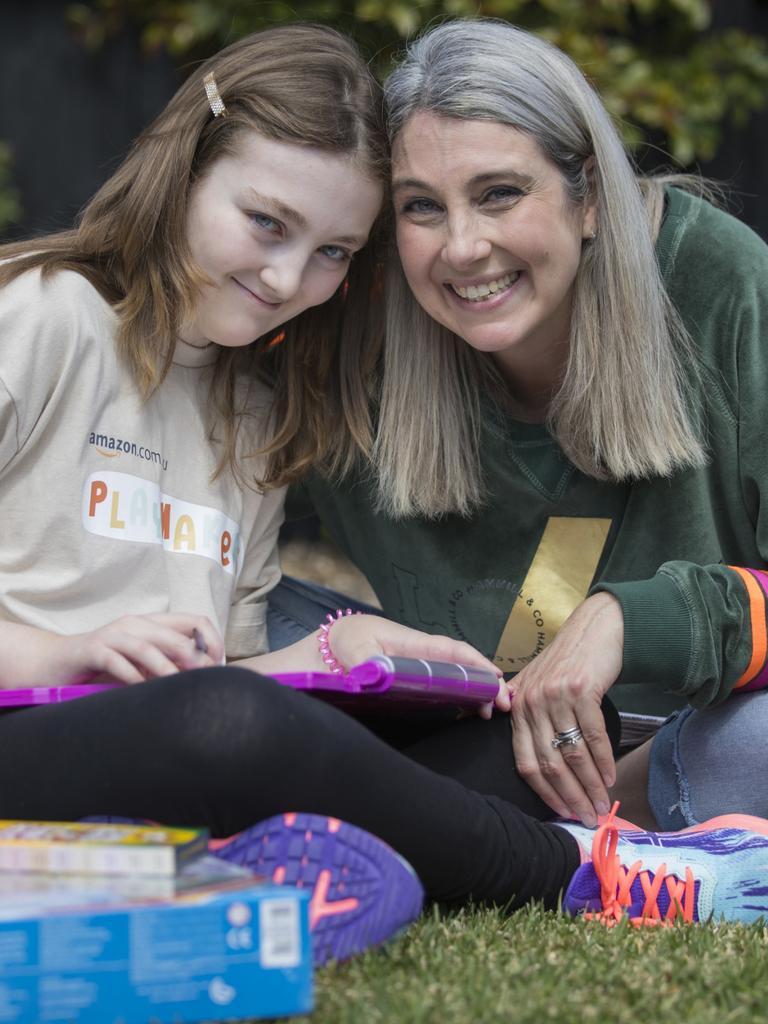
[182,131,382,348]
[392,113,596,383]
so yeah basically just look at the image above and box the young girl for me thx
[0,23,505,963]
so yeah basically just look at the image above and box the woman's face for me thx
[392,113,596,382]
[182,131,382,348]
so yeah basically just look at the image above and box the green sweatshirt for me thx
[291,188,768,716]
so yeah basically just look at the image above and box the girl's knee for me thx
[159,666,316,765]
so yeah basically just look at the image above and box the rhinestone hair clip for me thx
[204,72,227,118]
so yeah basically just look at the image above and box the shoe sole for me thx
[210,812,424,966]
[562,811,768,839]
[681,813,768,837]
[557,809,768,868]
[594,813,768,839]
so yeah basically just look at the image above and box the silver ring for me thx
[551,726,583,750]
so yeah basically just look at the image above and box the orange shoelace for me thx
[584,801,696,928]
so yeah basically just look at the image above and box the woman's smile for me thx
[444,270,522,308]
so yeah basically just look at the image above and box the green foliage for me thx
[0,143,21,232]
[66,0,768,164]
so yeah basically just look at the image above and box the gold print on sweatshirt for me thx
[494,517,611,672]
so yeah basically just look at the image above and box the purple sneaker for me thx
[564,802,768,927]
[82,812,424,962]
[210,813,424,965]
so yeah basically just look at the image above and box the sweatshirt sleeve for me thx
[593,565,756,708]
[220,374,287,659]
[0,268,108,477]
[0,269,52,475]
[593,195,768,709]
[0,374,20,475]
[212,373,284,659]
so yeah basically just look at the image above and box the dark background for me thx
[1,0,767,242]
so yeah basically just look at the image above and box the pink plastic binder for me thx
[1,655,500,715]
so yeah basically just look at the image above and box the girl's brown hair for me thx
[0,24,387,487]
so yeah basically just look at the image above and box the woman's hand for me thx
[509,593,623,826]
[327,614,510,716]
[50,614,224,686]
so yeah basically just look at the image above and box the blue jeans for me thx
[267,576,380,651]
[648,691,768,829]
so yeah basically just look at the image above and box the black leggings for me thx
[0,667,613,909]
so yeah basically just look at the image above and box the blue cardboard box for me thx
[0,874,312,1022]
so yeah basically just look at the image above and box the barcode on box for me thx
[259,898,301,968]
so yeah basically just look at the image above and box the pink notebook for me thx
[273,655,500,712]
[0,684,119,708]
[0,656,500,714]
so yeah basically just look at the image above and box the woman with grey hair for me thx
[277,18,768,841]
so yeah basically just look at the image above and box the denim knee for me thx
[267,576,379,650]
[648,691,768,827]
[647,708,695,829]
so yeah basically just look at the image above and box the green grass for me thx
[278,906,768,1024]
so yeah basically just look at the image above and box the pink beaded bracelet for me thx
[318,608,361,675]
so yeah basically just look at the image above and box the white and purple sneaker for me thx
[563,802,768,926]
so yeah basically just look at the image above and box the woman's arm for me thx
[509,592,622,827]
[511,195,768,825]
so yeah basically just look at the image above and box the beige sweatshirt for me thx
[0,268,284,658]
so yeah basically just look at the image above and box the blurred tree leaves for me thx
[64,0,768,165]
[0,143,21,233]
[0,0,761,234]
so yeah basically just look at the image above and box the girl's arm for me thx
[0,615,224,688]
[233,613,510,715]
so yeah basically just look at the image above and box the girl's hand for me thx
[54,613,224,685]
[509,593,623,826]
[329,614,510,715]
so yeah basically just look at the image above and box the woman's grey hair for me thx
[373,19,706,518]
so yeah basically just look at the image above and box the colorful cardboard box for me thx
[0,820,208,877]
[0,875,312,1023]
